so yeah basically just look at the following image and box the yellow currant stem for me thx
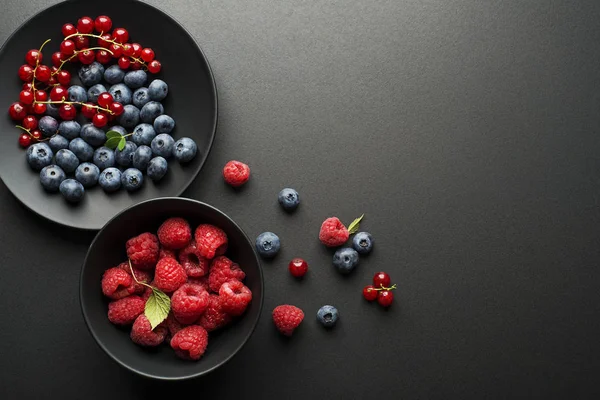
[52,47,114,76]
[15,125,30,134]
[34,99,114,115]
[38,38,52,55]
[375,283,397,291]
[64,32,124,48]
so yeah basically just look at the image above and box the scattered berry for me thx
[319,217,349,247]
[373,272,391,289]
[170,325,209,360]
[278,188,300,211]
[223,160,250,187]
[377,290,394,307]
[130,314,167,347]
[255,232,280,258]
[272,305,304,336]
[316,305,339,328]
[288,258,308,278]
[126,232,159,269]
[77,16,94,34]
[362,285,378,301]
[157,217,191,250]
[219,280,252,316]
[195,224,228,259]
[171,283,209,324]
[108,296,145,325]
[154,257,187,293]
[332,247,359,274]
[352,232,374,255]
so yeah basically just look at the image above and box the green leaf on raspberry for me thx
[117,137,126,151]
[145,288,170,330]
[347,214,364,235]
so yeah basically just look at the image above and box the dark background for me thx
[1,0,600,398]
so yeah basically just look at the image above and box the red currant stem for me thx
[51,47,114,76]
[15,125,30,134]
[34,99,114,115]
[128,259,154,290]
[374,283,397,291]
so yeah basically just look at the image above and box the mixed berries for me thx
[363,272,397,308]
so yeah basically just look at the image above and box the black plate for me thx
[80,197,264,380]
[0,0,217,230]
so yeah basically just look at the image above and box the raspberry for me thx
[154,257,187,293]
[272,305,304,336]
[117,262,151,295]
[170,325,209,360]
[179,241,209,277]
[171,283,210,324]
[141,285,153,301]
[208,256,246,292]
[159,247,177,260]
[157,218,192,250]
[126,232,160,269]
[319,217,349,247]
[101,267,133,300]
[195,224,228,259]
[130,314,167,347]
[108,296,145,325]
[222,160,250,187]
[165,312,184,343]
[187,276,210,292]
[197,294,232,332]
[219,280,252,316]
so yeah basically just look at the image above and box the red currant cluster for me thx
[8,15,161,148]
[363,271,397,307]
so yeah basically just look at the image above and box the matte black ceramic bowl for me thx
[80,197,263,380]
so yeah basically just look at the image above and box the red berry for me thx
[208,256,245,292]
[19,90,34,105]
[47,76,57,86]
[93,112,108,128]
[31,130,42,141]
[25,49,42,66]
[319,217,349,247]
[61,23,77,37]
[109,43,122,58]
[140,48,155,62]
[272,305,304,336]
[60,40,76,56]
[170,325,209,360]
[108,296,145,325]
[179,242,209,277]
[94,15,112,33]
[22,115,37,130]
[222,160,250,187]
[147,60,161,74]
[34,90,48,101]
[74,35,89,50]
[131,43,142,58]
[219,280,252,316]
[77,16,94,34]
[195,224,228,260]
[118,56,130,69]
[51,52,64,67]
[121,43,134,57]
[98,33,112,48]
[59,104,76,121]
[109,101,124,116]
[18,133,31,148]
[97,92,113,108]
[33,103,46,115]
[8,102,26,121]
[130,314,167,347]
[77,49,95,64]
[198,294,232,332]
[171,283,209,324]
[362,285,378,301]
[126,232,160,269]
[130,60,142,70]
[288,258,308,278]
[18,64,34,82]
[377,290,394,307]
[373,272,391,289]
[95,49,111,64]
[157,217,192,250]
[22,82,33,91]
[81,103,96,118]
[56,70,71,86]
[50,86,67,102]
[154,258,187,293]
[112,28,129,44]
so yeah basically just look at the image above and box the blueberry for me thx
[26,143,53,171]
[124,70,147,89]
[151,133,174,158]
[352,232,374,255]
[59,179,85,203]
[99,167,122,192]
[121,168,144,191]
[132,123,156,146]
[38,116,58,137]
[103,65,125,85]
[278,188,300,211]
[316,305,339,328]
[117,104,140,129]
[255,232,281,258]
[146,156,168,181]
[132,87,151,108]
[148,79,168,101]
[67,85,87,104]
[55,149,79,173]
[46,103,60,118]
[109,83,132,105]
[39,165,66,192]
[75,162,100,188]
[153,114,175,134]
[172,137,197,163]
[69,138,94,162]
[115,141,138,167]
[140,101,163,123]
[48,135,69,152]
[78,61,104,86]
[107,125,128,136]
[58,120,81,140]
[80,123,106,147]
[93,147,116,170]
[332,247,359,274]
[133,145,153,170]
[87,84,107,103]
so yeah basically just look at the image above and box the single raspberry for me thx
[197,294,232,332]
[130,314,168,347]
[170,325,209,360]
[222,160,250,187]
[319,217,349,247]
[187,276,210,292]
[126,232,160,269]
[117,262,151,295]
[272,305,304,336]
[219,280,252,316]
[179,241,209,277]
[107,296,145,325]
[171,283,210,324]
[157,218,192,250]
[165,312,184,343]
[101,267,133,300]
[159,247,177,260]
[195,224,228,259]
[208,256,246,292]
[154,257,187,293]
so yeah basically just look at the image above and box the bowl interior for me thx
[80,198,263,380]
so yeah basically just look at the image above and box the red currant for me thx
[62,23,77,37]
[22,115,38,130]
[59,104,77,120]
[34,90,48,101]
[109,43,122,58]
[98,33,112,48]
[112,28,129,44]
[33,103,47,115]
[8,102,26,121]
[56,70,71,86]
[47,76,58,86]
[50,86,67,102]
[19,90,34,105]
[109,102,124,116]
[18,64,34,82]
[22,82,33,91]
[81,103,96,118]
[147,60,161,74]
[363,285,378,301]
[94,15,112,33]
[377,290,394,307]
[51,52,64,67]
[122,43,134,57]
[78,49,95,65]
[93,112,108,128]
[74,35,89,50]
[60,40,76,56]
[34,65,51,82]
[97,92,114,108]
[131,43,142,58]
[107,113,117,122]
[31,130,42,141]
[77,16,94,34]
[18,133,32,148]
[130,60,142,70]
[373,272,391,289]
[140,48,155,62]
[288,258,308,278]
[95,50,112,64]
[118,56,130,69]
[25,49,42,66]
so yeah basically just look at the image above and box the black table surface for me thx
[2,0,600,398]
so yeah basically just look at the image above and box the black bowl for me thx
[80,197,263,380]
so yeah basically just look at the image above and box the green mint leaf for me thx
[105,130,122,140]
[145,288,170,330]
[105,136,121,149]
[347,214,364,235]
[117,137,126,151]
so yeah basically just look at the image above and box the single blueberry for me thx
[148,79,168,101]
[38,116,58,137]
[58,120,81,140]
[153,114,175,134]
[87,83,107,103]
[121,168,144,191]
[332,247,359,274]
[151,133,174,158]
[278,188,300,211]
[103,65,125,85]
[133,145,153,170]
[146,156,168,181]
[123,70,147,89]
[109,83,132,105]
[55,149,79,174]
[132,87,151,108]
[78,62,105,86]
[352,232,374,255]
[140,101,163,123]
[172,137,197,163]
[75,162,100,188]
[255,232,281,258]
[316,305,339,328]
[93,147,116,171]
[59,179,85,203]
[132,123,156,146]
[117,104,140,129]
[107,125,128,137]
[99,167,122,192]
[40,165,66,192]
[26,142,53,171]
[115,141,138,167]
[69,138,94,162]
[46,103,60,118]
[67,85,87,104]
[48,135,69,152]
[80,123,106,147]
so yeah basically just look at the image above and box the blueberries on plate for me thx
[69,138,94,162]
[132,87,151,108]
[67,85,87,104]
[146,156,168,181]
[121,168,144,191]
[148,79,168,101]
[99,167,122,192]
[103,65,125,85]
[332,247,359,274]
[153,114,175,134]
[38,116,58,137]
[80,123,106,147]
[151,133,174,158]
[48,135,69,152]
[132,123,156,146]
[124,70,147,89]
[58,120,81,140]
[278,188,300,211]
[93,147,116,171]
[87,84,107,103]
[78,62,105,86]
[59,179,85,203]
[352,232,374,255]
[316,305,339,328]
[172,137,197,163]
[255,232,281,258]
[39,165,66,192]
[75,162,100,188]
[55,149,80,174]
[133,145,153,170]
[140,101,163,123]
[26,142,53,171]
[115,141,138,167]
[109,83,132,105]
[117,104,140,128]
